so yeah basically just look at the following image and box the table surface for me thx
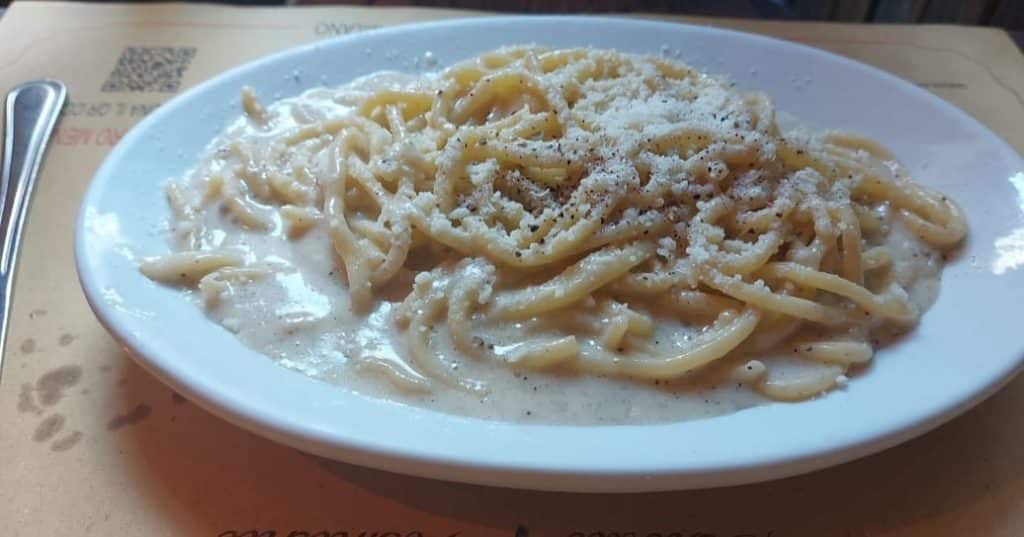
[4,2,1024,536]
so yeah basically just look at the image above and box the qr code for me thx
[101,47,197,93]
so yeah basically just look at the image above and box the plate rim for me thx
[74,15,1024,492]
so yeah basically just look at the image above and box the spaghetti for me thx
[143,47,965,408]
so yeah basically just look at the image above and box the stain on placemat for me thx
[51,431,83,452]
[19,367,89,452]
[33,414,65,442]
[17,383,42,414]
[20,338,35,353]
[107,403,152,430]
[36,365,83,406]
[58,333,75,346]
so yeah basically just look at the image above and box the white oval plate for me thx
[75,17,1024,492]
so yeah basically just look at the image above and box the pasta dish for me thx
[141,47,965,423]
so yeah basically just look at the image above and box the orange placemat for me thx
[2,3,1024,535]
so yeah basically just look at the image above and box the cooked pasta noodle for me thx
[142,47,965,423]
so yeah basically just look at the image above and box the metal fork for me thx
[0,80,67,380]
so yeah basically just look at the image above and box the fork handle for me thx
[0,80,67,378]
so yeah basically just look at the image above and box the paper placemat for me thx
[2,3,1024,535]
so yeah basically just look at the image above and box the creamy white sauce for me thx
[190,217,770,424]
[179,182,940,424]
[157,63,946,425]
